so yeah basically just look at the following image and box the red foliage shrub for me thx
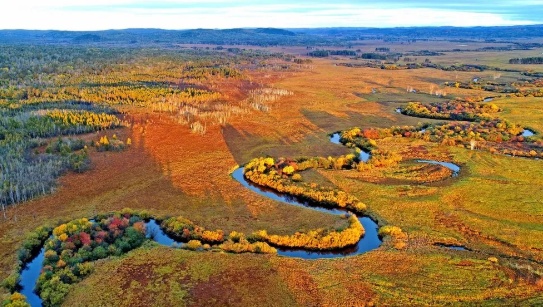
[362,129,380,139]
[79,232,92,246]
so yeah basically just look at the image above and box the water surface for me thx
[416,160,460,176]
[522,129,535,137]
[232,167,382,259]
[19,247,45,307]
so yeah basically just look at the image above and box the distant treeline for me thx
[307,50,357,57]
[375,47,390,52]
[4,25,543,46]
[509,57,543,64]
[360,53,388,60]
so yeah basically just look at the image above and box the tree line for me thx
[509,57,543,64]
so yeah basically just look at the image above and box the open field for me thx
[1,33,543,306]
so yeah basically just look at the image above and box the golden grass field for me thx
[2,48,543,306]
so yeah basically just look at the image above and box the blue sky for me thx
[1,0,541,30]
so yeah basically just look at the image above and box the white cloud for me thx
[0,2,537,30]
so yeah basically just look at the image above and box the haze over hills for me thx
[1,25,543,46]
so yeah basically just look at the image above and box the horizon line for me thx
[1,23,542,32]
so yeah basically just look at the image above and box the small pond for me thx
[435,243,469,251]
[416,160,460,177]
[521,129,535,137]
[329,133,341,145]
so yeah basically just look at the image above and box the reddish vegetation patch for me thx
[344,282,376,305]
[273,260,324,306]
[118,262,156,291]
[188,267,284,307]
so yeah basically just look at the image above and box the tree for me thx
[282,165,294,175]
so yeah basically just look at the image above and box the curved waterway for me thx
[415,160,460,176]
[330,133,371,162]
[19,210,379,307]
[19,247,45,307]
[19,220,185,307]
[330,133,460,174]
[232,168,382,259]
[18,131,462,306]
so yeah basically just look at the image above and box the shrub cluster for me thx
[340,118,541,157]
[36,214,147,306]
[244,157,367,213]
[400,101,500,122]
[161,216,277,253]
[256,215,364,250]
[160,216,225,244]
[378,225,408,249]
[2,292,30,307]
[218,231,277,254]
[93,134,129,152]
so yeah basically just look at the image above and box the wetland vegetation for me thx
[1,25,543,306]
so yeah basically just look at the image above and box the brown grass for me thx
[2,52,543,305]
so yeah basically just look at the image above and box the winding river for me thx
[330,133,371,162]
[18,130,462,306]
[19,247,45,307]
[330,133,460,174]
[19,220,185,307]
[231,168,382,259]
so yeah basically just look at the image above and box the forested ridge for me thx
[2,25,543,46]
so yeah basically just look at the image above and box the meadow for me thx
[1,30,543,306]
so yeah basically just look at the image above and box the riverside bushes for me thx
[161,216,276,253]
[36,214,147,306]
[244,157,367,214]
[256,215,364,250]
[219,232,277,254]
[378,225,408,250]
[162,212,367,252]
[2,292,30,307]
[160,216,225,244]
[400,101,501,121]
[340,116,542,158]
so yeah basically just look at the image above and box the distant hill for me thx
[0,28,317,46]
[73,34,102,42]
[1,25,542,46]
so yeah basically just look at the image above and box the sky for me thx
[1,0,542,31]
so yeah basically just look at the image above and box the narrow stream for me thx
[231,168,382,259]
[19,247,45,307]
[329,133,341,145]
[330,133,460,173]
[18,130,463,306]
[145,219,184,247]
[434,243,469,251]
[330,133,371,162]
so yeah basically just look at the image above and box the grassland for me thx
[2,38,543,306]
